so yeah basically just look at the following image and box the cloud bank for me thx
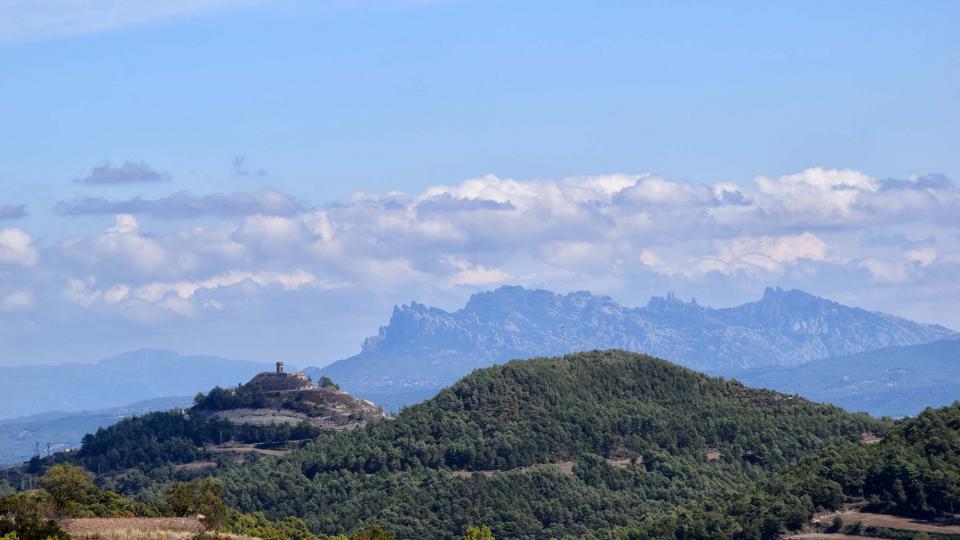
[0,0,258,42]
[2,167,958,365]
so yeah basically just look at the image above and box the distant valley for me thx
[0,349,273,420]
[726,336,960,418]
[0,396,193,466]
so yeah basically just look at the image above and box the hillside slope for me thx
[728,337,960,417]
[311,286,953,405]
[70,368,385,475]
[714,401,960,537]
[222,350,886,539]
[0,396,193,466]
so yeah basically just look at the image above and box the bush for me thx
[463,525,495,540]
[349,524,395,540]
[40,463,94,518]
[0,493,69,540]
[165,479,228,530]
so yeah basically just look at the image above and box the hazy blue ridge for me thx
[0,349,271,420]
[720,337,960,418]
[310,286,952,409]
[0,395,194,466]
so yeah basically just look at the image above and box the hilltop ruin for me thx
[194,362,386,430]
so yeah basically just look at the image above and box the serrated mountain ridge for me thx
[315,286,953,402]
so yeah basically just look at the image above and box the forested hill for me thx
[219,350,886,539]
[719,401,960,536]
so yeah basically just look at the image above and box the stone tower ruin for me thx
[276,361,285,374]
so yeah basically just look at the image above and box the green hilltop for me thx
[216,350,885,539]
[27,349,960,539]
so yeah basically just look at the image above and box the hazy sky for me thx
[1,1,958,366]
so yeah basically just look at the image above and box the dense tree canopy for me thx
[47,350,960,539]
[215,351,886,539]
[75,410,321,473]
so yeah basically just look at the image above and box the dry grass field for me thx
[62,518,262,540]
[821,511,960,534]
[791,510,960,539]
[786,534,884,540]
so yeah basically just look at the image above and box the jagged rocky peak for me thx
[362,300,463,352]
[644,292,702,314]
[332,284,956,394]
[758,286,832,306]
[463,286,622,319]
[463,285,562,316]
[730,287,844,324]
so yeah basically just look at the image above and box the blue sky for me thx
[0,1,958,366]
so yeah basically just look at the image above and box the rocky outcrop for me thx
[201,370,387,430]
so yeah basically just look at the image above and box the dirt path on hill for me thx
[451,457,638,477]
[206,444,290,457]
[786,534,883,540]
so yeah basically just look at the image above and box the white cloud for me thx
[0,228,39,266]
[0,0,260,42]
[7,167,957,340]
[859,259,910,284]
[616,175,716,207]
[66,270,319,305]
[443,257,511,286]
[63,269,323,320]
[234,215,305,248]
[905,247,937,266]
[715,232,828,270]
[640,233,829,278]
[130,269,318,302]
[63,277,102,307]
[62,214,170,276]
[1,290,33,311]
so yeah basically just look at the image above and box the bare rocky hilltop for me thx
[194,362,387,431]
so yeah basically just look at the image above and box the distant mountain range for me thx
[0,396,193,466]
[1,286,955,443]
[0,349,271,420]
[726,337,960,418]
[311,286,953,407]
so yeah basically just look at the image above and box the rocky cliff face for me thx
[313,286,953,400]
